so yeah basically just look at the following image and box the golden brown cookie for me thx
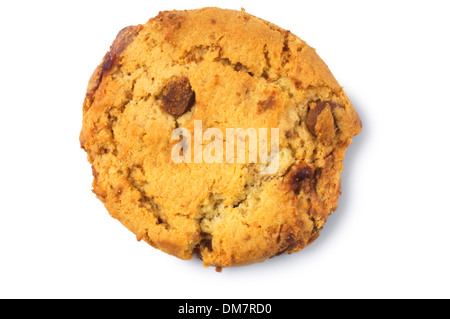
[80,7,361,268]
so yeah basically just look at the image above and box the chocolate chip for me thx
[102,25,142,73]
[289,164,313,194]
[85,25,142,102]
[274,233,302,256]
[257,94,276,113]
[158,11,184,34]
[306,100,341,136]
[161,76,195,116]
[285,130,294,138]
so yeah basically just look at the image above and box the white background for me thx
[1,0,449,299]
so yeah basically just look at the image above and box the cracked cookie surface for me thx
[80,7,361,267]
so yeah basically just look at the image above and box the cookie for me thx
[80,7,361,268]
